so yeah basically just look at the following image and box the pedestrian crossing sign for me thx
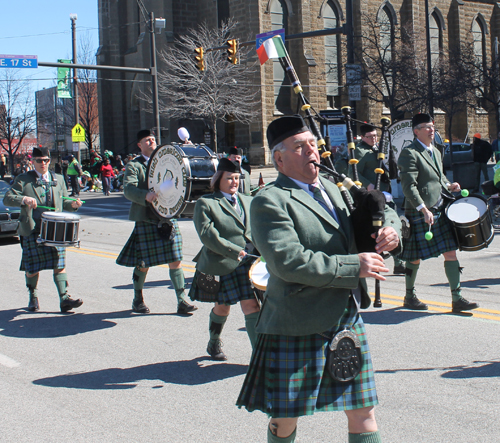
[72,124,86,142]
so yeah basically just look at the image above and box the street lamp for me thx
[70,13,80,162]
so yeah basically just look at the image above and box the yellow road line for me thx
[67,247,197,273]
[371,294,500,322]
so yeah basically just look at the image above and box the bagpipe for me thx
[278,52,393,307]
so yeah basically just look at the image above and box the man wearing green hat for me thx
[3,147,83,312]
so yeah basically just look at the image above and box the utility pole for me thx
[70,13,80,162]
[424,0,434,116]
[149,11,161,144]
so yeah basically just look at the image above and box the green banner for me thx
[57,59,72,99]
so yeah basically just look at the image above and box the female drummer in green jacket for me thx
[188,158,260,361]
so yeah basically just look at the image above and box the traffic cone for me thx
[258,173,264,187]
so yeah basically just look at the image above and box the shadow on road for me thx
[0,308,169,338]
[362,307,438,325]
[32,357,248,389]
[431,277,500,288]
[112,277,193,291]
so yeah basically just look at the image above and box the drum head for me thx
[41,211,81,221]
[147,144,191,219]
[249,257,269,291]
[446,196,487,224]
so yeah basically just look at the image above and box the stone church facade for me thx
[97,0,499,163]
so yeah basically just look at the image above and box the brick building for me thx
[97,0,499,163]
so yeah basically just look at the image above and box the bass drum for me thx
[445,195,494,251]
[147,143,218,219]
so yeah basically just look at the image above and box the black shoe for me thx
[60,296,83,313]
[452,297,479,313]
[177,300,198,315]
[403,296,428,310]
[207,340,227,361]
[132,301,150,314]
[393,265,406,275]
[28,298,39,312]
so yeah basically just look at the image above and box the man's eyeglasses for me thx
[35,159,50,164]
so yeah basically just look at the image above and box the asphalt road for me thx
[1,173,499,443]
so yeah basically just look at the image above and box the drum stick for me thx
[62,196,86,203]
[238,253,260,261]
[37,205,55,211]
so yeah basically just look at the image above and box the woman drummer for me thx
[188,158,260,361]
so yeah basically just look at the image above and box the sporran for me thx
[325,329,362,382]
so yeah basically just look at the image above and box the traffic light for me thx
[194,47,205,71]
[226,39,238,64]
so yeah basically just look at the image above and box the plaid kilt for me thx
[401,207,458,262]
[236,301,378,418]
[20,232,66,273]
[116,220,183,268]
[188,257,257,305]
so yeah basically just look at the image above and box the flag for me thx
[57,59,72,99]
[256,36,287,65]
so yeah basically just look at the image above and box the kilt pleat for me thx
[116,220,183,268]
[188,258,257,305]
[20,233,66,273]
[236,302,378,418]
[401,207,458,262]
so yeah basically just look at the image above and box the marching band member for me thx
[116,129,197,315]
[398,113,479,312]
[236,115,401,443]
[3,147,83,312]
[188,158,260,360]
[227,147,252,195]
[353,123,405,274]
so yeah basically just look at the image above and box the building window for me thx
[472,17,487,104]
[217,0,230,26]
[429,12,442,68]
[270,0,290,114]
[377,6,394,98]
[324,1,340,109]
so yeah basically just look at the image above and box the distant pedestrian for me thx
[67,155,82,197]
[472,133,492,192]
[492,132,500,163]
[100,157,115,196]
[0,153,6,179]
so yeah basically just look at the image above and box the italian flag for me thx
[256,36,287,65]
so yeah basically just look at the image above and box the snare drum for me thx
[249,257,269,290]
[147,144,218,219]
[445,195,493,251]
[38,212,81,248]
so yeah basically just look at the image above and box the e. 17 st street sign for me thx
[0,54,38,68]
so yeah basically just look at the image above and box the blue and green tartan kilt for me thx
[20,232,66,274]
[236,301,378,418]
[188,257,257,305]
[400,207,458,262]
[116,220,183,268]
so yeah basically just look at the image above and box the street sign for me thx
[345,64,362,85]
[348,85,361,101]
[72,124,86,142]
[256,29,285,49]
[0,54,38,69]
[72,142,80,152]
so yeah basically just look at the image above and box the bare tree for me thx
[154,20,259,152]
[0,70,36,174]
[355,14,428,120]
[433,45,477,162]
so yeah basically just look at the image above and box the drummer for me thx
[3,146,83,312]
[188,158,260,360]
[116,129,197,315]
[398,113,479,312]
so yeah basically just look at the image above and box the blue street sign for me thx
[0,54,38,68]
[256,29,285,50]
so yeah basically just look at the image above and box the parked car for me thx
[0,181,20,238]
[442,142,473,170]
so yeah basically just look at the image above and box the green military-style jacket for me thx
[355,140,391,192]
[398,139,451,210]
[3,171,76,236]
[193,191,252,276]
[122,155,157,222]
[250,173,402,337]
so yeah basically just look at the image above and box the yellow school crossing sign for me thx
[72,123,86,142]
